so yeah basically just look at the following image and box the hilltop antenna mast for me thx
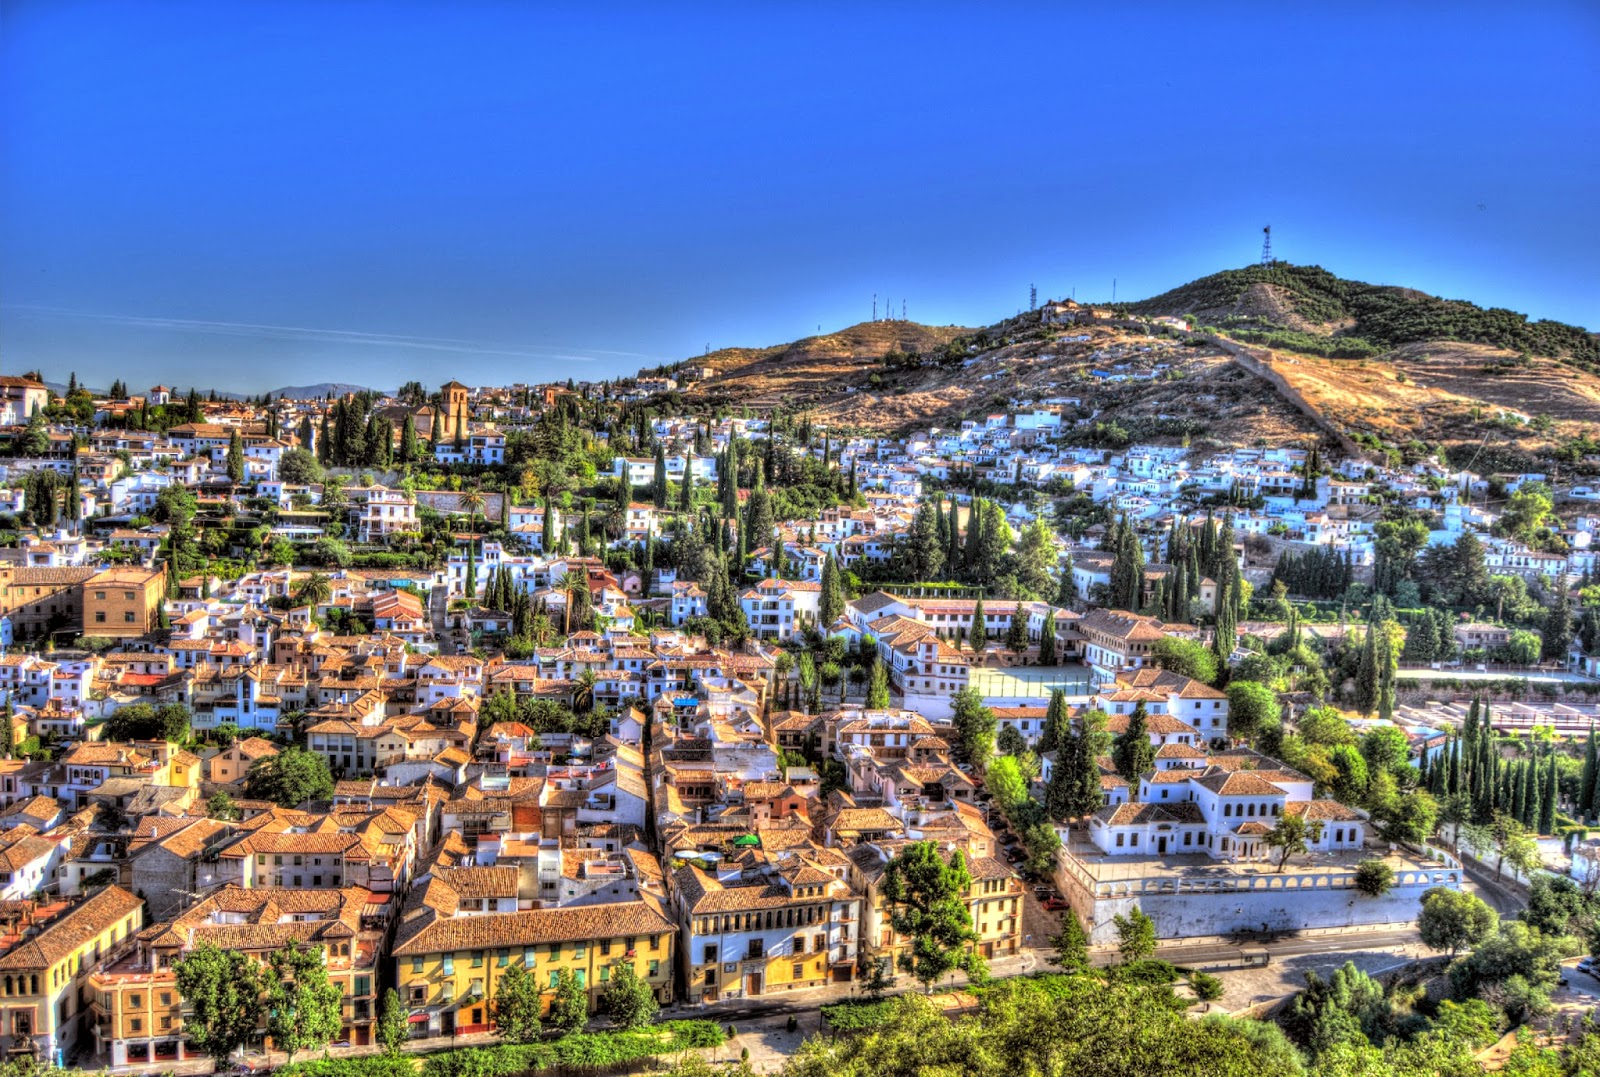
[902,300,906,321]
[1030,284,1037,311]
[1261,225,1274,265]
[872,294,877,321]
[1112,278,1117,303]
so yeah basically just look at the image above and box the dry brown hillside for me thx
[683,315,1329,449]
[1249,340,1600,466]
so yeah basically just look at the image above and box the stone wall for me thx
[1054,848,1460,945]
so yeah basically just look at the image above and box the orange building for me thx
[81,566,167,638]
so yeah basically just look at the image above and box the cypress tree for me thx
[652,446,668,509]
[1039,688,1068,755]
[1039,611,1057,666]
[1354,625,1380,716]
[819,555,844,629]
[969,597,987,645]
[1580,726,1597,823]
[1005,602,1029,652]
[1056,553,1076,607]
[226,427,245,482]
[947,499,962,576]
[1539,748,1559,834]
[399,413,418,464]
[962,499,984,579]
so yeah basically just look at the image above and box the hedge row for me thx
[419,1021,725,1077]
[276,1057,419,1077]
[819,999,897,1031]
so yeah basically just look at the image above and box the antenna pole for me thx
[1261,225,1274,265]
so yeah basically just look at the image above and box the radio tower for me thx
[1261,225,1274,265]
[1030,284,1037,311]
[872,294,877,321]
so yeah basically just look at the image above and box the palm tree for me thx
[573,669,598,713]
[460,486,488,537]
[295,572,332,609]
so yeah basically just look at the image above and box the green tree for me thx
[819,555,844,628]
[985,755,1028,812]
[1354,859,1394,897]
[951,688,996,771]
[598,961,659,1030]
[1113,906,1156,962]
[377,987,409,1055]
[399,413,419,465]
[1265,813,1321,873]
[866,656,891,709]
[1011,518,1057,599]
[1004,602,1029,652]
[295,572,333,608]
[1051,914,1090,973]
[492,961,542,1043]
[226,427,245,482]
[1418,887,1499,957]
[968,597,987,644]
[1224,680,1277,743]
[1038,611,1057,666]
[547,967,589,1036]
[1112,702,1155,780]
[172,941,266,1062]
[280,446,323,485]
[1152,637,1219,684]
[247,746,335,806]
[19,409,49,456]
[1361,725,1411,775]
[265,941,343,1064]
[205,791,241,821]
[881,841,984,990]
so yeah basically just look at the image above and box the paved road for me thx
[1458,851,1528,916]
[429,583,456,654]
[1133,927,1423,971]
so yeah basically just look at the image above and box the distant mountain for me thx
[1124,262,1598,366]
[266,382,381,400]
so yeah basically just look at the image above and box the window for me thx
[793,963,805,979]
[442,955,454,976]
[548,970,560,988]
[471,952,483,968]
[124,591,135,601]
[408,985,426,1004]
[497,949,509,967]
[130,994,143,1007]
[131,1019,142,1033]
[412,956,424,974]
[704,945,718,964]
[124,611,136,623]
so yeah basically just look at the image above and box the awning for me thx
[407,1014,429,1024]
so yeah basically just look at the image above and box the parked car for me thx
[1042,896,1070,912]
[1032,884,1053,896]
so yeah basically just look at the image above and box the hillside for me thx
[666,265,1599,469]
[1125,262,1598,367]
[267,382,378,400]
[679,313,1327,449]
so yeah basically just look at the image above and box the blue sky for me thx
[2,1,1596,393]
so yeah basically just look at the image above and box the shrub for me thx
[418,1021,724,1077]
[820,999,898,1032]
[1354,859,1395,897]
[278,1058,417,1077]
[1190,971,1225,1003]
[1106,959,1177,986]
